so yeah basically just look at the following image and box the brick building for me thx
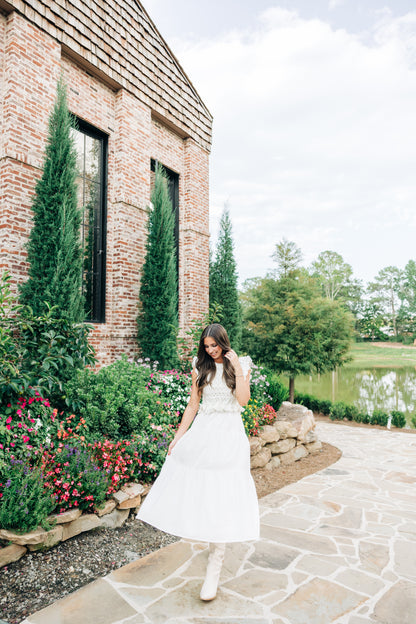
[0,0,212,365]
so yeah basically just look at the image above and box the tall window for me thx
[71,120,108,322]
[150,159,179,281]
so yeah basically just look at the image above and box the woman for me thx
[136,323,259,601]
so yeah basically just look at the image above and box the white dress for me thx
[136,356,260,543]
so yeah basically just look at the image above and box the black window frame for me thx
[72,118,108,324]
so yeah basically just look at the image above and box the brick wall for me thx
[0,7,211,367]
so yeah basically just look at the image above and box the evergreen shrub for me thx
[391,410,407,428]
[64,357,172,440]
[371,409,389,427]
[329,401,349,421]
[317,399,332,415]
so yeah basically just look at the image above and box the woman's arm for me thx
[225,350,251,406]
[168,369,201,455]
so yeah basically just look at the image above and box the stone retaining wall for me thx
[250,401,322,470]
[0,483,149,569]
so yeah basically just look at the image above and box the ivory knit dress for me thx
[136,356,260,543]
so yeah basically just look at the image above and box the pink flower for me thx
[22,436,30,443]
[6,416,12,424]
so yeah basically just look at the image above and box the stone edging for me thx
[0,483,149,569]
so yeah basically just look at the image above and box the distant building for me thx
[0,0,212,365]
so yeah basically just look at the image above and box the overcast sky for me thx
[143,0,416,286]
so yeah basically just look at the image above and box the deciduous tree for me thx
[242,274,354,402]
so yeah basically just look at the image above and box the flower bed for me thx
[0,357,286,567]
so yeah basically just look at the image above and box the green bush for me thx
[266,374,288,411]
[411,414,416,429]
[391,410,407,428]
[294,392,313,409]
[64,357,168,440]
[0,271,96,410]
[0,458,55,533]
[329,401,349,421]
[371,409,389,427]
[344,404,359,421]
[317,399,332,415]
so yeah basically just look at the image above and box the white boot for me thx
[200,542,226,601]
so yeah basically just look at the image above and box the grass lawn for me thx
[346,342,416,368]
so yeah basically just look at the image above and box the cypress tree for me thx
[137,164,178,369]
[210,207,242,349]
[19,78,83,322]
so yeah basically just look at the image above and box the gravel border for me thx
[0,515,178,624]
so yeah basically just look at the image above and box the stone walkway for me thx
[22,422,416,624]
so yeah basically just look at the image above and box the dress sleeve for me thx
[239,355,253,378]
[192,356,198,374]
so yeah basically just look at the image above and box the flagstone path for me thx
[22,422,416,624]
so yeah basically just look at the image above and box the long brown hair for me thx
[195,324,236,391]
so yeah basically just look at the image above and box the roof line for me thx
[133,0,213,122]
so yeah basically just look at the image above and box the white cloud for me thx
[328,0,345,10]
[173,8,416,285]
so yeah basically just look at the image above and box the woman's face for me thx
[203,336,223,362]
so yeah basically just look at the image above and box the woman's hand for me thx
[167,438,177,455]
[224,349,243,375]
[168,434,182,455]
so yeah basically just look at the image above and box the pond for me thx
[285,367,416,427]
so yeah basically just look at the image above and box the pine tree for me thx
[210,207,242,349]
[19,78,83,322]
[137,164,178,368]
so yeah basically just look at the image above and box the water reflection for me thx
[290,367,416,424]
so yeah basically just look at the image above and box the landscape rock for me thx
[118,493,142,509]
[249,437,262,456]
[304,430,318,444]
[49,508,82,524]
[305,440,322,454]
[99,508,129,529]
[61,514,103,541]
[0,526,61,546]
[0,543,27,568]
[121,482,145,498]
[112,490,129,506]
[250,447,272,469]
[274,420,297,439]
[269,438,296,455]
[96,499,117,517]
[28,526,64,552]
[265,456,281,471]
[275,401,316,441]
[259,425,280,444]
[279,445,308,465]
